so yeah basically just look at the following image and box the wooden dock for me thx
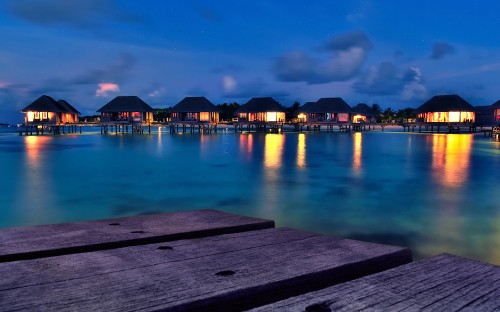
[0,209,497,311]
[251,254,500,311]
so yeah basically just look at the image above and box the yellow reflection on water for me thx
[239,134,253,158]
[432,134,473,188]
[25,136,50,169]
[296,133,306,168]
[353,132,362,174]
[264,134,284,169]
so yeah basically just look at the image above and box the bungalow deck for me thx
[0,209,497,311]
[18,123,82,136]
[402,122,478,134]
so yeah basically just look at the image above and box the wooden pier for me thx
[0,209,497,311]
[18,123,82,136]
[402,122,478,134]
[234,122,283,133]
[169,122,218,134]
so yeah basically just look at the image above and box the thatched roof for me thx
[297,102,316,113]
[97,96,153,113]
[415,95,474,113]
[352,103,377,116]
[302,98,352,113]
[491,100,500,108]
[21,95,67,113]
[57,100,81,115]
[170,97,218,113]
[236,97,285,113]
[475,105,494,114]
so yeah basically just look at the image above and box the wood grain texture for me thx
[0,209,274,262]
[0,228,411,311]
[251,254,500,312]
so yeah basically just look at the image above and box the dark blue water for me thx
[0,127,499,264]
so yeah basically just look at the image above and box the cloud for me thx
[148,87,166,98]
[96,83,120,97]
[430,42,456,60]
[73,54,135,85]
[272,30,372,84]
[354,62,427,100]
[222,75,237,92]
[6,0,140,28]
[222,77,288,99]
[401,67,427,100]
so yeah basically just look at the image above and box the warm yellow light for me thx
[264,134,284,169]
[432,134,473,188]
[267,112,277,122]
[297,133,306,168]
[200,112,209,121]
[353,132,362,173]
[449,112,460,122]
[26,111,34,122]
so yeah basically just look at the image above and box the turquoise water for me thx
[0,127,499,264]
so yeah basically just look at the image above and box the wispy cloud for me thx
[354,62,427,100]
[272,30,373,84]
[6,0,141,29]
[430,42,456,60]
[96,83,120,97]
[73,54,135,85]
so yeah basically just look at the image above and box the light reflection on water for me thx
[0,131,499,265]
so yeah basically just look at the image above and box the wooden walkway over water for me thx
[0,209,498,311]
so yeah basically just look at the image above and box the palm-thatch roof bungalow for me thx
[170,97,219,123]
[474,105,495,126]
[97,96,153,124]
[492,100,500,125]
[236,97,285,123]
[299,97,353,123]
[296,102,315,122]
[352,103,377,123]
[21,95,80,124]
[57,100,81,123]
[415,95,475,123]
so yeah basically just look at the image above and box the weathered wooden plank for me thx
[0,209,274,262]
[0,227,411,311]
[251,254,500,312]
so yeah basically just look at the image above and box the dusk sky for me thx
[1,0,500,123]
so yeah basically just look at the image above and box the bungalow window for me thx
[267,112,277,122]
[27,112,34,122]
[200,112,209,121]
[338,113,349,122]
[131,112,141,122]
[449,112,460,123]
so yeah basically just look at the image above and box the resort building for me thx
[492,100,500,125]
[296,102,315,123]
[474,105,495,126]
[352,103,378,123]
[97,96,153,124]
[21,95,80,125]
[415,95,475,123]
[236,97,285,123]
[170,97,219,123]
[299,97,353,123]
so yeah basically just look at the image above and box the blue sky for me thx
[1,0,500,123]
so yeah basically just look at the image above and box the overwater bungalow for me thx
[474,105,495,127]
[492,100,500,125]
[296,102,315,123]
[352,103,377,123]
[21,95,80,125]
[97,96,154,134]
[170,97,219,123]
[97,96,153,124]
[236,97,285,123]
[415,95,475,124]
[299,97,353,123]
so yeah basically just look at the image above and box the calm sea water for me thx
[0,126,499,264]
